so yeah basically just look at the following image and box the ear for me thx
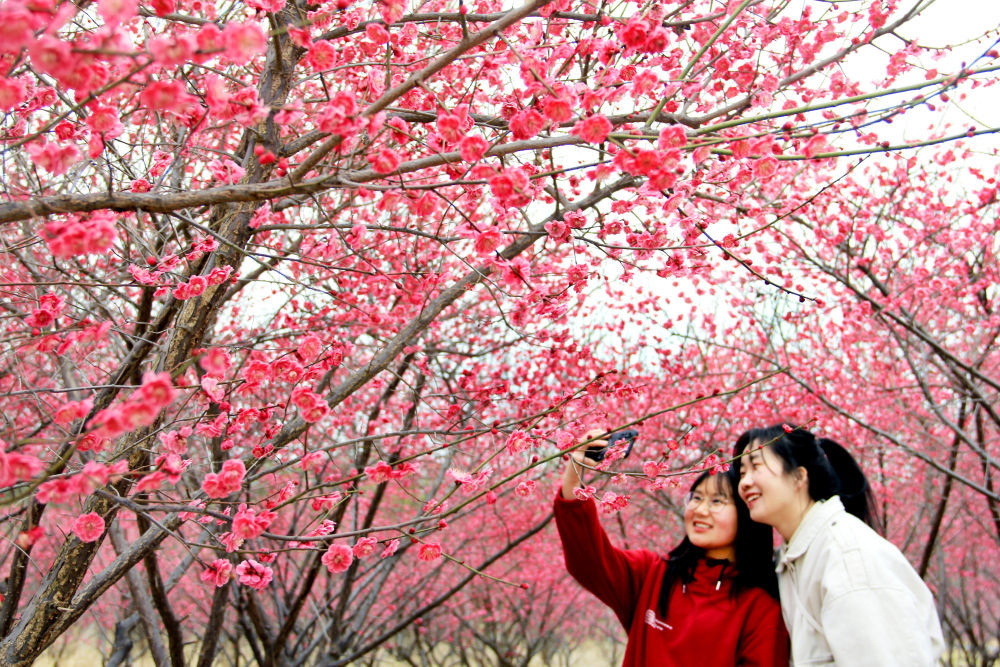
[794,466,809,490]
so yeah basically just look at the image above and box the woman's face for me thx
[684,475,738,561]
[737,440,806,540]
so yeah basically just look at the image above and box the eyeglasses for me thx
[686,493,732,514]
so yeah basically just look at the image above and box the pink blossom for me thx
[0,77,28,111]
[0,5,41,54]
[571,115,613,144]
[369,148,401,174]
[515,480,536,497]
[159,428,189,455]
[305,41,338,72]
[489,168,531,208]
[25,309,55,329]
[619,18,649,49]
[509,109,546,140]
[473,227,502,255]
[316,92,361,136]
[26,141,80,176]
[148,33,197,67]
[541,96,573,123]
[72,512,105,542]
[418,542,442,562]
[140,80,195,113]
[235,559,273,589]
[54,398,93,425]
[352,536,378,558]
[201,376,225,402]
[194,414,229,438]
[120,399,160,431]
[36,476,88,504]
[599,492,630,513]
[458,135,489,162]
[154,453,189,484]
[301,451,325,473]
[311,494,339,511]
[243,360,270,385]
[220,531,244,553]
[16,526,44,550]
[270,357,304,383]
[378,0,406,23]
[200,559,232,587]
[200,348,232,376]
[97,0,138,25]
[86,106,124,139]
[545,219,570,242]
[297,334,322,361]
[291,387,328,423]
[28,36,73,81]
[232,506,275,540]
[137,371,175,407]
[322,543,354,573]
[206,266,233,285]
[366,23,390,43]
[380,538,400,558]
[365,461,393,484]
[202,458,245,498]
[504,430,535,455]
[77,433,109,453]
[436,108,468,143]
[246,0,285,11]
[327,341,345,367]
[447,467,491,495]
[44,213,116,257]
[88,404,129,438]
[126,173,152,190]
[149,0,175,17]
[753,156,779,180]
[207,159,245,184]
[221,23,267,63]
[802,134,830,158]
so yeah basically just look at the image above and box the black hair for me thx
[657,468,779,617]
[733,424,882,532]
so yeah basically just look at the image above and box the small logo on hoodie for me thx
[645,609,672,631]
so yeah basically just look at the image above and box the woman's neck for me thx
[777,498,816,543]
[705,546,736,562]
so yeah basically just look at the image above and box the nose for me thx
[737,469,752,496]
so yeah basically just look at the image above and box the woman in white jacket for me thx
[734,424,944,666]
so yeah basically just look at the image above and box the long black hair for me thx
[657,468,778,617]
[733,424,882,532]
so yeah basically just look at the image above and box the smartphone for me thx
[586,428,638,462]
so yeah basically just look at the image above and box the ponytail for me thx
[817,437,882,533]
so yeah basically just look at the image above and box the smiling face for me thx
[738,440,812,541]
[683,474,738,561]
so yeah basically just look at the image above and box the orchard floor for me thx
[36,638,622,666]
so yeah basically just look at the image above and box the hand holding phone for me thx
[585,429,638,462]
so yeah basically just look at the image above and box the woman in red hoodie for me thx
[555,433,789,666]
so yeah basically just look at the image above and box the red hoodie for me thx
[555,492,789,667]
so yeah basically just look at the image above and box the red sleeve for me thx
[737,590,791,667]
[553,490,660,630]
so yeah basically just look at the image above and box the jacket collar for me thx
[776,496,844,572]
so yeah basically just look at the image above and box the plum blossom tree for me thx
[1,0,998,663]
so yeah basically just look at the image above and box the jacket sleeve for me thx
[820,546,944,667]
[737,591,790,667]
[553,490,658,630]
